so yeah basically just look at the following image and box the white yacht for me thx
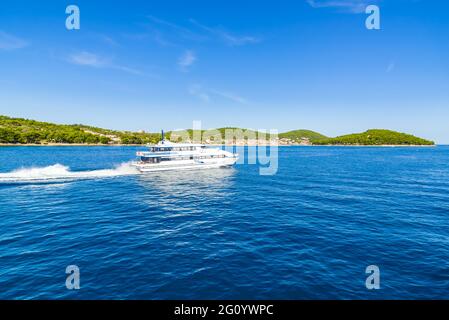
[132,131,239,172]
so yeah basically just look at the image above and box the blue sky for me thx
[0,0,448,142]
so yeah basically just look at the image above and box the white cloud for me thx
[210,89,249,105]
[147,15,206,43]
[189,85,249,105]
[189,19,260,46]
[148,16,196,37]
[189,84,210,102]
[97,34,119,47]
[112,65,145,76]
[68,51,144,76]
[68,51,108,67]
[145,15,260,47]
[0,31,28,50]
[306,0,374,13]
[178,50,196,71]
[386,62,395,73]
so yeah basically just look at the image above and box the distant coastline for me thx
[0,143,144,147]
[0,115,435,147]
[0,143,438,148]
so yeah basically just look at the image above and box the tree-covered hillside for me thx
[0,116,435,146]
[314,129,434,146]
[279,130,328,143]
[0,116,267,145]
[0,116,160,144]
[168,127,268,143]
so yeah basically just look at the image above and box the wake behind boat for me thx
[132,131,239,173]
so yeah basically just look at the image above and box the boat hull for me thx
[132,157,238,173]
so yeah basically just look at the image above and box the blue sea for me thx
[1,146,449,300]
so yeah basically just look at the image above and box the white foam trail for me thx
[0,162,139,183]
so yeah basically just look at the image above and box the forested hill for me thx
[0,116,435,146]
[314,129,435,146]
[0,116,160,144]
[278,130,328,143]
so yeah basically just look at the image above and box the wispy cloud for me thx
[68,51,145,76]
[386,61,395,73]
[189,85,249,105]
[209,89,249,105]
[121,32,151,41]
[178,50,196,71]
[68,51,108,67]
[96,34,119,47]
[306,0,375,13]
[0,31,29,50]
[112,65,146,76]
[147,15,206,43]
[123,28,177,48]
[189,84,210,102]
[189,19,260,46]
[144,15,260,47]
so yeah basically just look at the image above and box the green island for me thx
[0,115,160,145]
[312,129,435,146]
[0,115,435,146]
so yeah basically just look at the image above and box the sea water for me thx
[1,146,449,299]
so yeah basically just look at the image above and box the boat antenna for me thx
[161,130,165,142]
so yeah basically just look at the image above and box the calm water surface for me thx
[1,146,449,299]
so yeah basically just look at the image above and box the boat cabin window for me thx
[149,146,203,152]
[152,147,172,152]
[141,157,161,163]
[173,146,197,151]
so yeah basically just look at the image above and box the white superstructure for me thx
[132,132,238,172]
